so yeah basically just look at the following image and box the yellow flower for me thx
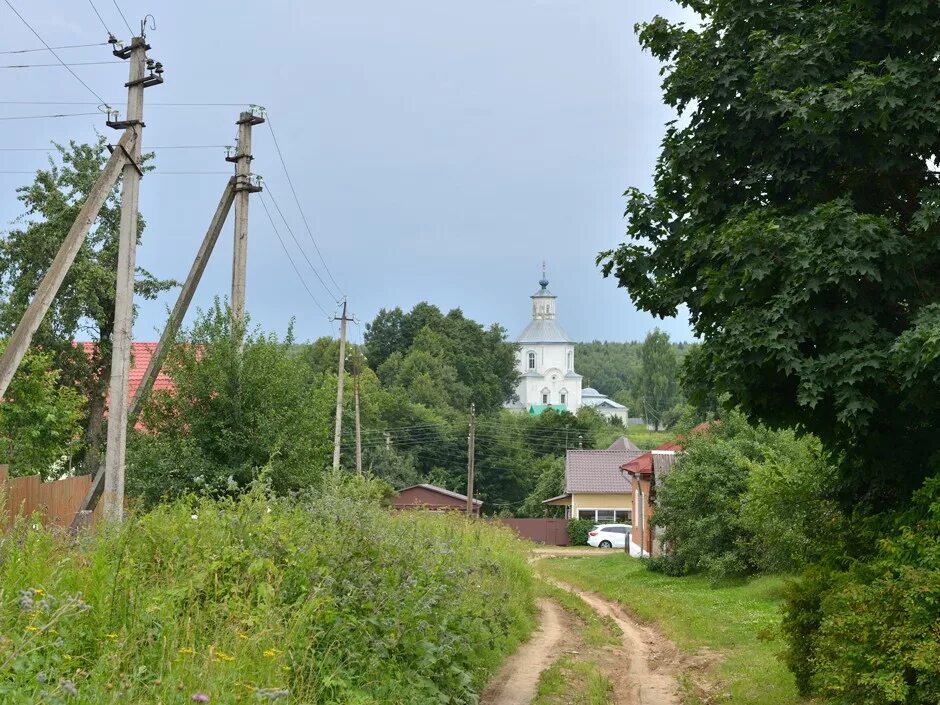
[238,633,249,640]
[62,654,73,661]
[105,633,118,640]
[280,666,291,673]
[263,648,281,658]
[25,625,39,632]
[34,588,45,596]
[215,650,236,662]
[178,647,195,656]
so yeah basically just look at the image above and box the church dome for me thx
[582,387,602,397]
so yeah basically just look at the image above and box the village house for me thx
[393,484,483,516]
[542,437,642,523]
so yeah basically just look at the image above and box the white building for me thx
[509,273,583,412]
[581,387,629,424]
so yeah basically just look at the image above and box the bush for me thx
[0,476,535,703]
[651,410,834,580]
[782,477,940,704]
[568,519,595,546]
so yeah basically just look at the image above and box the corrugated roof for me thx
[607,436,641,451]
[565,449,641,494]
[517,318,572,343]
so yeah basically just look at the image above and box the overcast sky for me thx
[0,0,695,345]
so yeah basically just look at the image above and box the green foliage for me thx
[365,303,518,414]
[568,519,595,546]
[651,411,834,580]
[599,0,940,508]
[0,479,535,704]
[520,456,565,517]
[0,138,174,473]
[782,478,940,704]
[639,328,681,430]
[129,301,335,503]
[0,344,83,479]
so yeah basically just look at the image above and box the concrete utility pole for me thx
[228,109,265,331]
[127,177,237,424]
[466,403,476,517]
[332,300,352,471]
[0,131,136,400]
[353,354,363,475]
[102,34,163,522]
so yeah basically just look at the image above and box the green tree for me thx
[519,456,565,517]
[598,0,940,507]
[638,329,680,430]
[129,301,334,503]
[0,344,84,479]
[0,139,173,473]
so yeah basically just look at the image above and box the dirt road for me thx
[480,598,568,705]
[481,576,683,705]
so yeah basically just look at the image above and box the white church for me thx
[506,270,628,422]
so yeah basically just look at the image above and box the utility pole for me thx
[228,108,264,332]
[353,352,363,475]
[332,300,353,471]
[466,403,476,517]
[102,32,163,522]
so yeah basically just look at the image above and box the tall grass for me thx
[0,482,535,703]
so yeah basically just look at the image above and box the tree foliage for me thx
[651,410,835,580]
[0,138,173,473]
[0,344,83,479]
[599,0,940,507]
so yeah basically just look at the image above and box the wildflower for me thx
[36,672,47,684]
[17,589,35,611]
[178,647,195,656]
[191,694,210,703]
[59,679,78,696]
[262,648,281,657]
[238,633,249,640]
[25,625,39,632]
[34,588,45,596]
[214,650,236,662]
[280,666,291,673]
[105,633,118,640]
[191,514,199,520]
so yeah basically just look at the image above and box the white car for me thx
[586,524,631,549]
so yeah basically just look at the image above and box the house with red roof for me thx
[79,342,174,428]
[621,422,712,557]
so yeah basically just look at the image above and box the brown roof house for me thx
[393,484,483,517]
[542,438,643,526]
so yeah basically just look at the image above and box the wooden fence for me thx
[0,465,99,529]
[499,518,569,546]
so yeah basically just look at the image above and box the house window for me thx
[596,509,615,523]
[527,351,536,370]
[578,510,595,521]
[577,508,632,523]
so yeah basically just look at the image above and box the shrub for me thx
[568,519,595,546]
[782,477,940,704]
[0,476,535,703]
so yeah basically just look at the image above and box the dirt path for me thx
[550,578,681,705]
[480,598,568,705]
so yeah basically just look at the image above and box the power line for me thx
[0,101,249,106]
[2,0,110,106]
[0,61,121,68]
[0,112,102,121]
[258,192,330,318]
[266,114,344,299]
[263,181,338,301]
[110,0,133,35]
[85,0,112,36]
[0,41,108,55]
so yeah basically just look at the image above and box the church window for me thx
[527,351,536,370]
[567,351,572,371]
[560,389,567,405]
[541,389,550,404]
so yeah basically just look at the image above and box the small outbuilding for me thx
[393,484,483,517]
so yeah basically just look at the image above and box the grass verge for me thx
[535,580,620,647]
[539,554,807,705]
[0,479,535,704]
[532,656,612,705]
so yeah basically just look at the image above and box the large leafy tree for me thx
[600,0,940,507]
[0,139,174,473]
[639,328,681,430]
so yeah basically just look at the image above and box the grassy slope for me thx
[539,555,807,705]
[596,427,675,450]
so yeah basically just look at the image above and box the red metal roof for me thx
[80,342,175,403]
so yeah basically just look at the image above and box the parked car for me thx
[586,524,631,549]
